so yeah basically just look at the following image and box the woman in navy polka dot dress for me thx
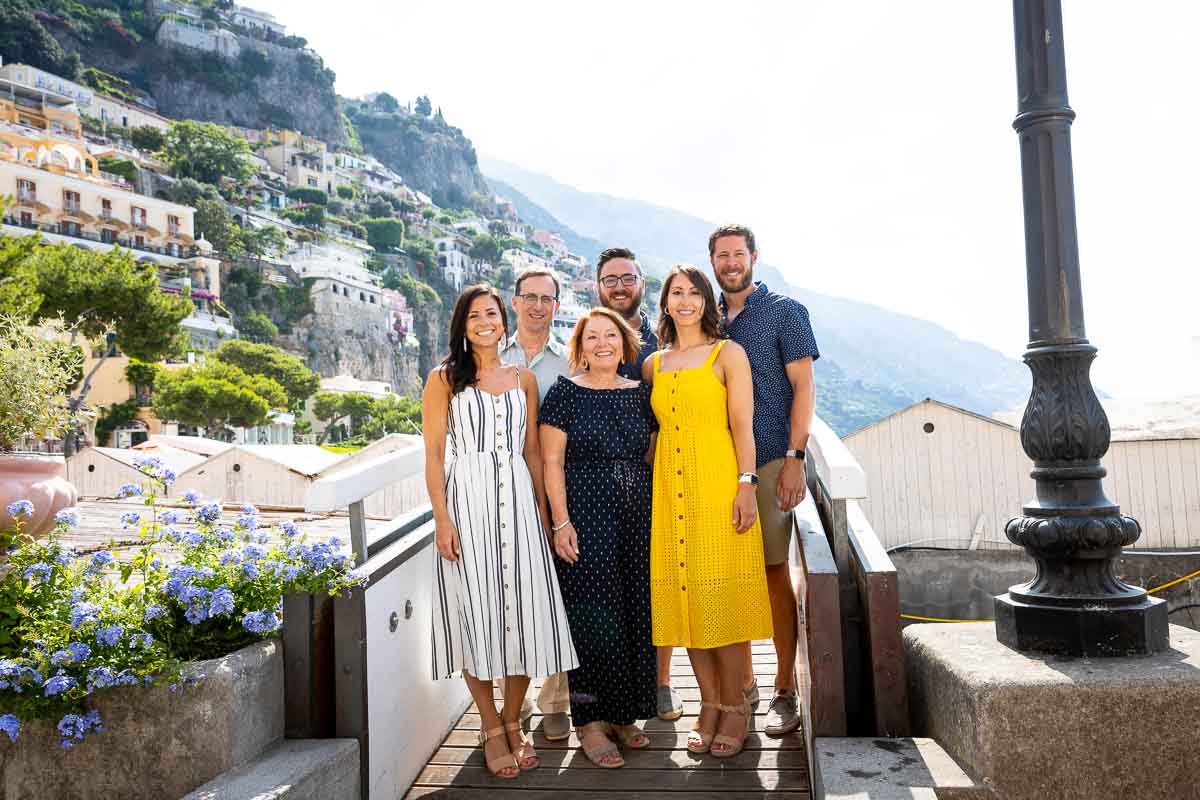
[540,308,658,768]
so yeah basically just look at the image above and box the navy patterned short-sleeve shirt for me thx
[618,311,659,382]
[719,282,820,467]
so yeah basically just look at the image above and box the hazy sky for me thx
[252,0,1198,399]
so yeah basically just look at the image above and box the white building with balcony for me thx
[228,6,287,37]
[435,235,470,290]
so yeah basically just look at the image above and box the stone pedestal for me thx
[905,623,1200,800]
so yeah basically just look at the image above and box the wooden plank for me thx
[795,523,844,737]
[427,744,810,771]
[407,789,809,800]
[1166,441,1188,549]
[440,729,806,751]
[846,501,909,737]
[410,764,811,793]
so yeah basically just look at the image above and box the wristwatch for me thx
[738,472,759,486]
[785,449,806,461]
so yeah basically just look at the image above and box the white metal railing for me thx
[304,442,426,562]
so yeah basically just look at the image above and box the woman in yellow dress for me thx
[641,264,772,759]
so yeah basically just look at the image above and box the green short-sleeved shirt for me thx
[500,333,570,404]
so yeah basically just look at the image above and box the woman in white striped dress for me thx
[423,284,579,779]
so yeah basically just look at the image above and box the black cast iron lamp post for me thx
[994,0,1169,656]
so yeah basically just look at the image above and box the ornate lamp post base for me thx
[996,592,1168,657]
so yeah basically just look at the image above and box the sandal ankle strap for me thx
[479,724,507,742]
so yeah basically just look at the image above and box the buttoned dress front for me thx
[648,342,773,649]
[431,381,579,681]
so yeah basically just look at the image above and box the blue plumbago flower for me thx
[143,603,167,622]
[119,511,141,528]
[209,586,235,617]
[86,665,116,690]
[43,672,78,697]
[56,710,103,749]
[239,561,260,580]
[215,527,236,544]
[66,642,91,662]
[150,557,163,569]
[69,599,98,628]
[95,625,124,647]
[89,551,115,571]
[160,510,180,525]
[116,669,138,686]
[346,568,368,588]
[69,587,87,603]
[54,507,80,527]
[161,468,177,485]
[23,562,52,582]
[242,544,266,562]
[53,546,75,567]
[241,610,281,635]
[240,504,258,515]
[7,499,34,518]
[219,549,241,566]
[0,713,19,743]
[0,661,41,693]
[182,530,206,547]
[50,642,90,666]
[253,531,269,544]
[328,535,344,549]
[282,564,303,581]
[331,553,349,567]
[116,483,142,498]
[237,513,258,531]
[182,489,202,504]
[280,520,299,539]
[196,503,222,524]
[128,632,154,649]
[134,455,162,473]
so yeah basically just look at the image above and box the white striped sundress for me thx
[432,379,579,681]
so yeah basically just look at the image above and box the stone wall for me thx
[0,640,283,800]
[892,548,1200,631]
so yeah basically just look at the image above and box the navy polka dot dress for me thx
[539,376,658,728]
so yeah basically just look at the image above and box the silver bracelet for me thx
[551,519,572,532]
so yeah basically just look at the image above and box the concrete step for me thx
[817,737,998,800]
[182,738,360,800]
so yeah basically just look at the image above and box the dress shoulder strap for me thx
[704,339,728,368]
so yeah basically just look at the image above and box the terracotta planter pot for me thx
[0,453,78,537]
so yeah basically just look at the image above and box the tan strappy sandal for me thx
[687,700,721,754]
[711,700,751,758]
[504,720,539,770]
[578,721,624,768]
[612,723,650,750]
[478,724,519,778]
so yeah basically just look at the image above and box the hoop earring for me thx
[581,358,589,371]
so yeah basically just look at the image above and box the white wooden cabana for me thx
[173,445,346,508]
[66,446,207,499]
[845,398,1200,551]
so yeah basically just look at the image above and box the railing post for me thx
[348,500,368,565]
[282,591,335,739]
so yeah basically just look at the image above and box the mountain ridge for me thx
[483,158,1031,433]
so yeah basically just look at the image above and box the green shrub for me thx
[286,187,328,206]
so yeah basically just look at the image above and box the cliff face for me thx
[351,110,489,208]
[50,17,344,145]
[279,282,422,395]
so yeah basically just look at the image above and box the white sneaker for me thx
[764,689,800,736]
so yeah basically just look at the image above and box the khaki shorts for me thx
[755,458,795,566]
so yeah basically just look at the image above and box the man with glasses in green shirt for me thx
[500,266,573,739]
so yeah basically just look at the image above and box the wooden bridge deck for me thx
[406,640,811,799]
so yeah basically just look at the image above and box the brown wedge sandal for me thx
[687,700,721,754]
[504,720,539,770]
[711,700,751,759]
[478,724,520,778]
[578,721,624,768]
[612,723,650,750]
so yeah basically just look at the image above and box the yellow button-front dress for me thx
[649,341,773,649]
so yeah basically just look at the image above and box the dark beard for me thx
[602,288,644,315]
[716,270,753,293]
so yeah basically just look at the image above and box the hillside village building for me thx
[434,235,470,290]
[0,62,175,134]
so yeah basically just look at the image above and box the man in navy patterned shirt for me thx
[712,223,819,737]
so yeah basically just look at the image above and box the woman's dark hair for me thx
[656,264,723,348]
[442,284,509,395]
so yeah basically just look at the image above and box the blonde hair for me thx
[567,307,642,371]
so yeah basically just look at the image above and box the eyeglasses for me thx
[517,294,558,306]
[599,274,640,289]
